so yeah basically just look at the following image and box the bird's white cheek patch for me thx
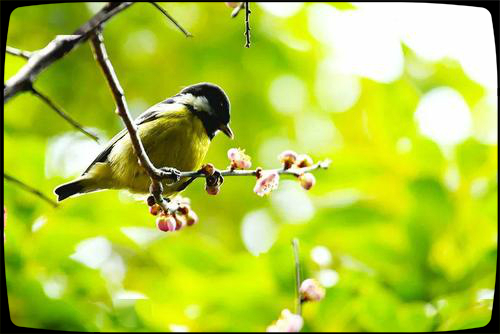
[193,95,212,115]
[179,93,212,114]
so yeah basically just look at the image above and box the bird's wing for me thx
[82,99,176,175]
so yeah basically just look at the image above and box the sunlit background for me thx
[3,3,497,332]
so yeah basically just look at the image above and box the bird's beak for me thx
[219,124,234,139]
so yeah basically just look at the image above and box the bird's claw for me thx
[160,167,181,183]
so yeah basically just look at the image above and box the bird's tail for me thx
[54,178,97,202]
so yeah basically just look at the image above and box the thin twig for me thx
[292,238,302,316]
[177,160,331,180]
[231,2,245,18]
[6,46,33,59]
[90,30,175,213]
[149,2,192,37]
[244,2,251,48]
[31,87,100,142]
[4,2,133,103]
[4,173,58,208]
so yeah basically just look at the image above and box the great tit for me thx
[54,82,233,201]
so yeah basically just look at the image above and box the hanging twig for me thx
[244,2,251,48]
[6,46,33,59]
[4,173,58,208]
[292,238,303,316]
[30,87,100,142]
[149,2,192,37]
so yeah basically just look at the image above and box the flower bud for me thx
[146,195,156,207]
[279,150,298,170]
[149,204,161,216]
[298,173,316,190]
[296,154,313,168]
[266,309,303,332]
[206,184,220,195]
[254,171,280,197]
[299,278,325,302]
[156,214,176,232]
[186,210,198,226]
[227,148,252,170]
[177,204,189,215]
[201,163,215,176]
[174,214,186,231]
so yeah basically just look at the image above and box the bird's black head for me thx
[179,82,233,140]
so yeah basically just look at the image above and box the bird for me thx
[54,82,233,202]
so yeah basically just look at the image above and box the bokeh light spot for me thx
[414,87,471,146]
[241,210,277,256]
[271,181,314,224]
[311,246,332,267]
[257,3,304,18]
[269,75,307,114]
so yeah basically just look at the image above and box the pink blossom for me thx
[266,309,303,332]
[174,214,186,231]
[156,214,176,232]
[186,210,198,226]
[227,148,252,169]
[254,171,280,196]
[149,204,161,216]
[299,278,325,302]
[205,184,220,195]
[298,173,316,190]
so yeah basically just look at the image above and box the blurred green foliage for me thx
[3,3,497,332]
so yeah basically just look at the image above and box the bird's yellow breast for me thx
[106,106,210,194]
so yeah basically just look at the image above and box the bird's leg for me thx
[175,176,197,192]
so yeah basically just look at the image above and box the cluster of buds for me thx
[266,309,304,332]
[147,196,198,232]
[201,163,224,195]
[299,278,325,303]
[279,150,316,191]
[279,151,314,170]
[227,148,252,170]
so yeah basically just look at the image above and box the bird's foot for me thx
[159,167,181,183]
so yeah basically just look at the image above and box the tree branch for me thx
[89,29,177,213]
[4,173,58,208]
[31,87,100,142]
[292,238,303,316]
[149,2,192,37]
[244,2,251,48]
[176,160,330,180]
[6,46,33,59]
[4,2,133,103]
